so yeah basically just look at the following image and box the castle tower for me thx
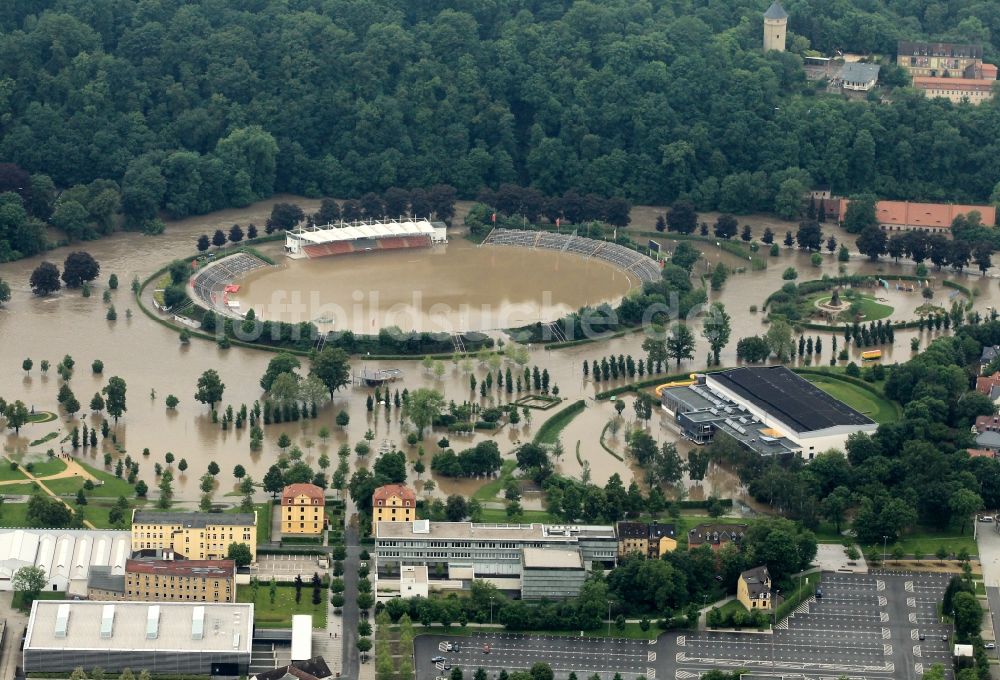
[763,0,788,52]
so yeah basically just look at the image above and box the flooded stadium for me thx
[235,237,635,333]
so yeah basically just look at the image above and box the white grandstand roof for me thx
[290,219,436,244]
[0,529,131,591]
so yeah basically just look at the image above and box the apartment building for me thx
[131,511,257,562]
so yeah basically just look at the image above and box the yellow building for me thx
[88,559,236,602]
[737,565,773,611]
[898,41,984,78]
[616,522,677,558]
[372,484,416,524]
[281,483,326,535]
[131,511,257,562]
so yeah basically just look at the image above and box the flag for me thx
[556,218,561,228]
[491,212,496,223]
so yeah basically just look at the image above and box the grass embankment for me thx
[471,460,517,502]
[803,373,900,424]
[26,411,57,424]
[43,460,136,498]
[12,590,65,612]
[533,400,585,445]
[236,585,327,628]
[27,457,68,477]
[772,572,821,624]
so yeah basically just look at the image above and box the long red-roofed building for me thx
[837,198,995,232]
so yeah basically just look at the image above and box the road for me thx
[976,518,1000,662]
[340,502,361,680]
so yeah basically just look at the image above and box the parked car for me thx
[443,664,452,671]
[941,635,948,642]
[986,643,996,650]
[431,656,445,663]
[483,644,491,654]
[815,587,823,599]
[453,643,461,652]
[444,643,453,651]
[919,633,925,641]
[979,515,994,522]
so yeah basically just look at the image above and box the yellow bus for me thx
[861,349,882,361]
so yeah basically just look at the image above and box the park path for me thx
[1,455,97,529]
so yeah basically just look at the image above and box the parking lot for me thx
[666,571,955,680]
[252,554,326,581]
[414,633,653,680]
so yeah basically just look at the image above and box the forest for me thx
[1,0,1000,260]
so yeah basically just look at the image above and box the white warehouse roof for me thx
[25,600,254,654]
[0,529,130,594]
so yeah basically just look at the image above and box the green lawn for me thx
[882,530,978,559]
[714,599,754,624]
[0,462,29,482]
[805,374,900,424]
[237,585,327,628]
[78,461,137,497]
[27,457,68,477]
[12,590,65,612]
[26,411,57,424]
[0,482,40,495]
[0,501,31,527]
[471,460,517,502]
[42,477,88,495]
[814,293,894,321]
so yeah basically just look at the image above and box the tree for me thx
[949,489,983,534]
[795,221,822,251]
[102,376,127,423]
[856,225,887,261]
[714,214,738,240]
[195,369,225,409]
[310,347,350,398]
[4,400,29,433]
[702,303,731,365]
[336,410,350,428]
[665,324,695,366]
[62,252,100,288]
[229,224,244,243]
[233,465,246,480]
[666,200,697,234]
[196,234,210,251]
[267,203,305,232]
[212,229,227,247]
[820,486,853,533]
[765,319,794,361]
[260,353,301,391]
[670,241,700,271]
[227,542,253,567]
[774,179,805,220]
[402,388,445,439]
[843,196,878,234]
[29,262,61,296]
[12,566,46,608]
[263,465,285,497]
[0,278,10,306]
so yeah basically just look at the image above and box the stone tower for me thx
[763,0,788,52]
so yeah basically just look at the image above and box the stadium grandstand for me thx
[285,218,447,259]
[482,228,662,284]
[189,252,271,318]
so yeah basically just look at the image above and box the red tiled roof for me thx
[966,449,996,459]
[282,483,325,502]
[838,198,995,229]
[976,373,1000,396]
[912,76,995,92]
[983,63,998,80]
[372,483,416,504]
[127,559,235,578]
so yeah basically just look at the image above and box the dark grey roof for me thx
[132,510,255,528]
[976,431,1000,448]
[982,346,1000,363]
[897,41,982,59]
[649,523,676,540]
[741,565,771,596]
[86,565,125,593]
[616,522,648,540]
[253,657,332,680]
[709,366,875,433]
[764,1,788,20]
[841,63,881,83]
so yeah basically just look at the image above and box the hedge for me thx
[533,399,586,445]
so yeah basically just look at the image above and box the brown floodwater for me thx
[236,239,633,333]
[1,197,997,507]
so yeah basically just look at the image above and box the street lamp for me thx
[771,588,780,673]
[882,535,888,568]
[489,596,494,625]
[607,600,613,635]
